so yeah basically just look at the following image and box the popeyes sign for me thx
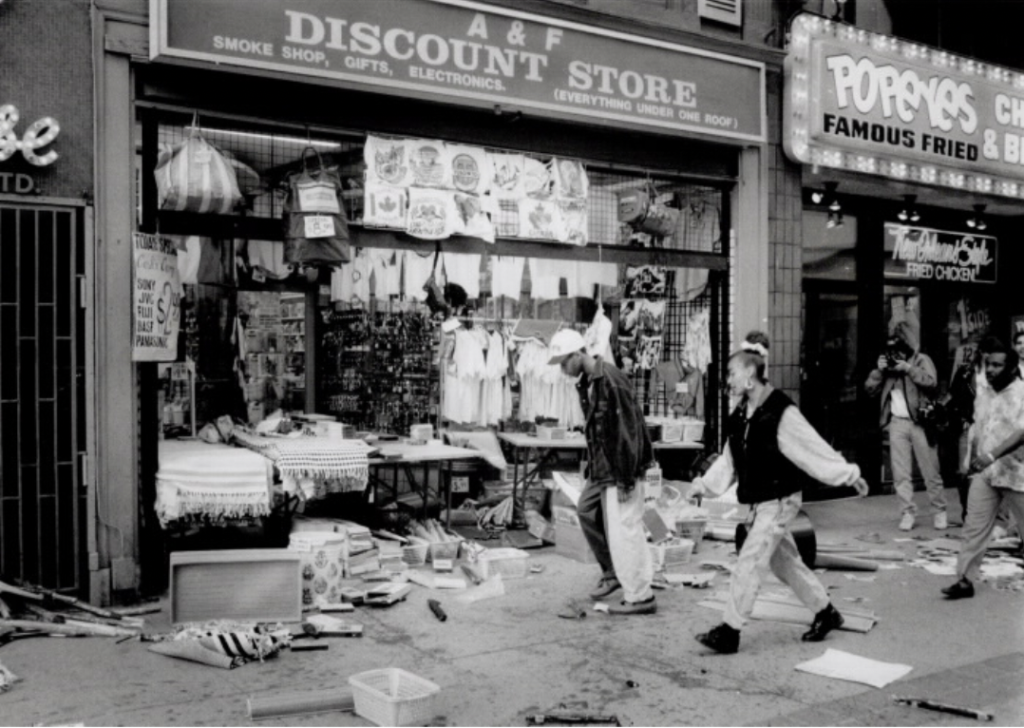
[785,13,1024,198]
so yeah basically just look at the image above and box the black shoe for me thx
[941,577,975,600]
[802,603,844,642]
[589,576,622,600]
[696,623,740,654]
[608,596,657,615]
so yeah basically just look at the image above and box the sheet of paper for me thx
[795,648,912,688]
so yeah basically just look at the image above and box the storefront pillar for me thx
[92,7,147,602]
[734,147,770,352]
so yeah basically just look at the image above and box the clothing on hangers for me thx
[403,249,440,300]
[528,257,564,299]
[442,252,482,299]
[491,256,526,299]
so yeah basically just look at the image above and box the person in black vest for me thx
[689,332,869,654]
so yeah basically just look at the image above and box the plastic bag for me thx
[283,146,351,267]
[155,120,243,214]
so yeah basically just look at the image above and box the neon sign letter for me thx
[0,104,60,166]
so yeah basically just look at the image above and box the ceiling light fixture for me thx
[897,194,920,224]
[967,204,988,231]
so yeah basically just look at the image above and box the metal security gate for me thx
[0,200,90,592]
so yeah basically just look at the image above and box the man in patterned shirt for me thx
[943,339,1024,599]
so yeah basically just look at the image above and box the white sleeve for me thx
[696,445,736,497]
[778,406,861,486]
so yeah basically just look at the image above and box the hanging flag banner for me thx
[132,232,182,361]
[884,223,997,285]
[150,0,765,142]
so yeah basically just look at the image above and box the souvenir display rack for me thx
[318,307,439,434]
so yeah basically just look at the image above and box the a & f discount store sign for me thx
[150,0,765,143]
[785,12,1024,199]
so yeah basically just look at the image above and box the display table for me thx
[231,430,373,501]
[368,439,483,526]
[156,439,274,527]
[497,432,704,520]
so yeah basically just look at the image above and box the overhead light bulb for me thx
[829,199,841,212]
[968,203,987,231]
[811,191,824,204]
[910,209,921,223]
[897,209,908,222]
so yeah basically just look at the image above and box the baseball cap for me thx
[547,329,586,365]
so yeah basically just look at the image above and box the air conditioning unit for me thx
[698,0,742,27]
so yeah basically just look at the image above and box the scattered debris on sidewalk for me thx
[557,598,589,620]
[526,706,622,726]
[855,532,886,544]
[145,621,290,669]
[892,695,994,722]
[795,648,912,688]
[247,687,355,721]
[0,660,20,692]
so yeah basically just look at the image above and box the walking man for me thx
[865,324,948,530]
[943,340,1024,599]
[689,332,869,654]
[548,329,656,615]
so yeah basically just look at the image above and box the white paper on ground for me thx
[876,562,903,570]
[795,648,913,688]
[842,574,876,583]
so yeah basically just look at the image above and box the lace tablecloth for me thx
[231,431,373,500]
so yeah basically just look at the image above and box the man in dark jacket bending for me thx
[549,329,657,615]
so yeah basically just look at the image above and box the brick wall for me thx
[766,69,803,403]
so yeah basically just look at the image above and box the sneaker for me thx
[941,577,975,600]
[608,596,657,615]
[933,511,948,531]
[589,576,622,600]
[696,623,740,654]
[899,513,916,531]
[802,603,844,642]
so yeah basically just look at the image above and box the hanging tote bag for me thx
[154,115,244,215]
[283,146,352,267]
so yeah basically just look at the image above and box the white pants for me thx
[957,477,1024,581]
[724,493,828,630]
[602,485,654,604]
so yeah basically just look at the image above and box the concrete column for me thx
[92,13,142,602]
[733,146,770,350]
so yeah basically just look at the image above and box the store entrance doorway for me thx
[0,201,90,593]
[802,284,861,467]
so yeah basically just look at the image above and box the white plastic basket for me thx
[348,667,440,727]
[477,547,529,579]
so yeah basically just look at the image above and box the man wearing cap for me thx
[548,329,656,615]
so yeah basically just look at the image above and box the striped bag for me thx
[155,121,243,215]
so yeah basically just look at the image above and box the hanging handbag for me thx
[283,146,351,267]
[638,182,680,239]
[422,243,447,316]
[155,114,243,215]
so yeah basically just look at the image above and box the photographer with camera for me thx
[865,323,949,531]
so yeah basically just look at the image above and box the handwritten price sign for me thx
[0,104,60,166]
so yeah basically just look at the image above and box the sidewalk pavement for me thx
[1,489,1021,727]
